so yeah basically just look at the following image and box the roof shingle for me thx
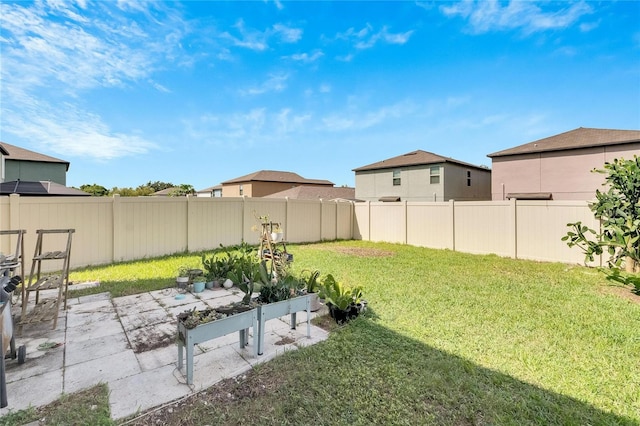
[0,141,70,170]
[353,150,489,172]
[487,127,640,158]
[221,170,333,186]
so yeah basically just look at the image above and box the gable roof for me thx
[487,127,640,158]
[196,184,222,194]
[353,150,489,172]
[0,141,70,171]
[221,170,334,186]
[264,185,358,201]
[0,180,90,196]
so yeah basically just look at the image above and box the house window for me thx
[392,169,401,186]
[239,185,244,196]
[467,170,471,187]
[430,166,440,184]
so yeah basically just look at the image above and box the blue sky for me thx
[1,0,639,191]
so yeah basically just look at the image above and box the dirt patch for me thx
[319,246,395,258]
[312,313,339,332]
[600,285,640,304]
[275,336,295,345]
[130,328,175,353]
[125,367,284,425]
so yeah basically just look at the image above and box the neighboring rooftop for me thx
[352,150,489,172]
[0,180,90,196]
[221,170,334,186]
[0,141,70,170]
[488,127,640,158]
[264,186,358,201]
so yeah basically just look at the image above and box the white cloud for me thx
[222,19,269,51]
[335,24,414,51]
[273,23,303,43]
[2,92,157,160]
[440,0,593,35]
[319,84,331,93]
[321,100,418,132]
[0,1,186,160]
[240,73,289,96]
[286,50,324,63]
[185,107,311,148]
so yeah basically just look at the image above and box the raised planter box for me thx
[257,294,311,355]
[177,308,257,385]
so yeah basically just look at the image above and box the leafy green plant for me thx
[176,265,190,278]
[178,308,226,329]
[300,269,321,293]
[562,156,640,293]
[319,274,363,311]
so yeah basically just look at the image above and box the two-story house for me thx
[353,150,491,202]
[487,127,640,200]
[0,141,88,196]
[219,170,334,198]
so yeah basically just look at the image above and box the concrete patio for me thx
[0,285,328,421]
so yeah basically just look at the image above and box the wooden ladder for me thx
[19,229,74,331]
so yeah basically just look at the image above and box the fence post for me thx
[8,194,20,230]
[367,201,371,241]
[449,199,455,251]
[510,197,518,259]
[112,194,120,263]
[335,200,339,241]
[319,199,323,241]
[403,200,408,244]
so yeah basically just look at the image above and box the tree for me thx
[168,184,195,197]
[562,156,640,293]
[79,184,109,196]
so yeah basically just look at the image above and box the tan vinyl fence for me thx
[1,194,602,273]
[353,199,601,266]
[0,194,354,272]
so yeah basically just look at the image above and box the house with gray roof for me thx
[264,185,358,201]
[0,141,69,185]
[0,141,89,196]
[487,127,640,200]
[353,150,491,202]
[219,170,334,198]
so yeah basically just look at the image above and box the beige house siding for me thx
[491,143,640,200]
[355,163,490,202]
[443,163,492,201]
[222,181,331,198]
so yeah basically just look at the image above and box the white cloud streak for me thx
[336,24,414,50]
[0,1,187,160]
[440,0,593,34]
[240,73,289,95]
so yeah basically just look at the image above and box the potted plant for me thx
[192,276,206,293]
[176,265,190,291]
[319,274,365,324]
[300,269,321,311]
[177,306,258,385]
[271,223,284,242]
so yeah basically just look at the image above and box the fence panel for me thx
[369,202,405,243]
[353,202,369,240]
[406,202,453,249]
[321,202,337,241]
[188,197,244,251]
[114,196,187,262]
[454,201,514,257]
[286,199,322,243]
[516,201,600,265]
[337,202,353,240]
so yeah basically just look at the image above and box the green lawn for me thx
[4,241,639,425]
